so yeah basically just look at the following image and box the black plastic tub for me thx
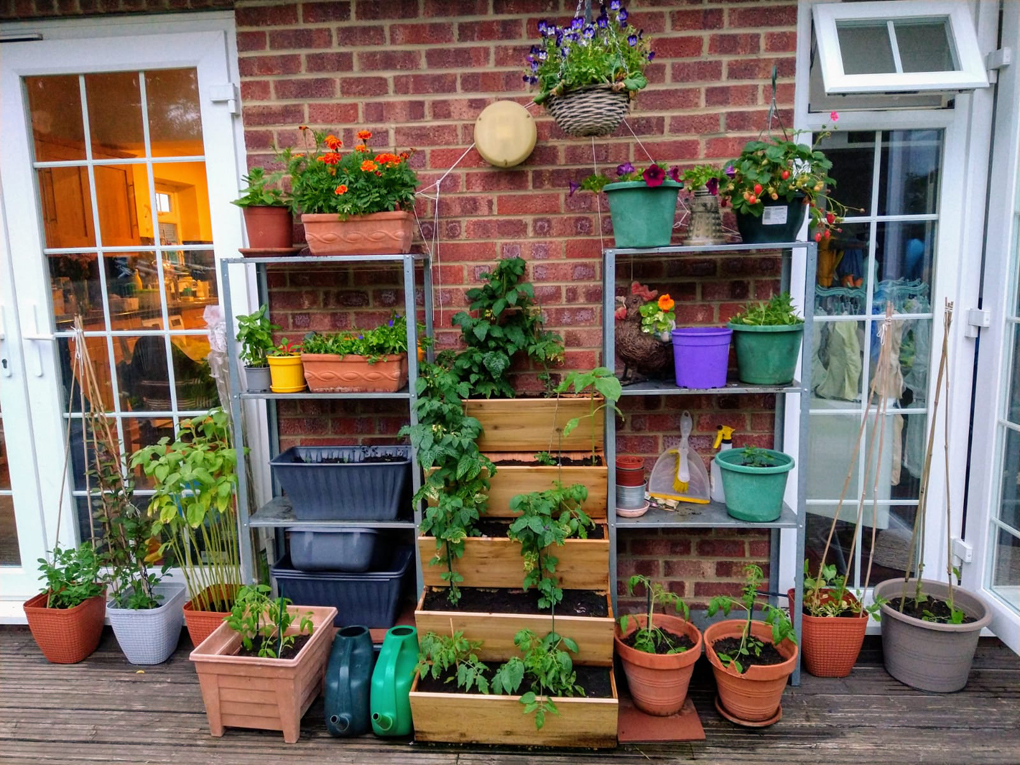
[271,546,413,628]
[270,445,411,521]
[287,527,379,572]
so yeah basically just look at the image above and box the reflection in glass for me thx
[1005,323,1020,426]
[94,165,146,247]
[807,412,864,499]
[162,250,218,322]
[25,75,86,161]
[146,69,204,157]
[836,22,896,75]
[57,337,115,413]
[878,130,942,217]
[811,322,865,401]
[48,252,102,327]
[806,504,920,588]
[821,141,873,220]
[122,417,177,490]
[153,162,213,245]
[86,72,145,159]
[1,496,22,566]
[36,167,95,249]
[874,222,935,300]
[171,337,218,411]
[894,20,956,73]
[998,427,1020,532]
[106,252,162,331]
[117,336,171,412]
[992,528,1020,594]
[816,222,869,294]
[866,319,931,409]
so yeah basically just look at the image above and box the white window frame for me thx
[813,0,989,94]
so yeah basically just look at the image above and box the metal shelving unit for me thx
[602,241,816,685]
[221,252,432,597]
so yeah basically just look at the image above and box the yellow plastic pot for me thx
[267,355,305,393]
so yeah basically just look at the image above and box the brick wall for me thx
[0,0,230,19]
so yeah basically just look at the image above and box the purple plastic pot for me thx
[671,327,732,389]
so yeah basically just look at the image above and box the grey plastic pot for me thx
[244,365,272,393]
[107,582,186,665]
[873,578,991,693]
[288,526,379,572]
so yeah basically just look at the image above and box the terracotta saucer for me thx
[616,501,650,518]
[238,246,305,257]
[714,696,782,727]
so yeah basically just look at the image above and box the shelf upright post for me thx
[421,254,435,364]
[603,249,618,614]
[402,253,424,597]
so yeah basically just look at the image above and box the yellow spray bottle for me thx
[710,425,735,503]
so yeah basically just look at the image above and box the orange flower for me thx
[334,184,348,195]
[375,152,399,165]
[657,294,675,312]
[355,144,369,153]
[324,134,342,150]
[360,159,378,172]
[357,129,372,140]
[317,151,340,165]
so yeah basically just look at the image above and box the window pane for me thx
[152,162,213,245]
[94,165,146,247]
[872,318,933,409]
[807,411,865,499]
[816,222,869,295]
[86,72,144,160]
[862,412,923,503]
[836,22,897,75]
[108,253,161,331]
[998,426,1020,532]
[0,495,20,566]
[25,75,86,162]
[860,504,919,582]
[118,335,171,412]
[123,417,177,489]
[878,130,942,216]
[171,337,218,411]
[812,321,865,402]
[821,136,874,220]
[57,336,115,413]
[49,252,103,326]
[36,167,95,249]
[874,222,936,299]
[992,528,1020,597]
[145,69,203,158]
[1005,323,1019,426]
[894,19,957,73]
[163,249,218,321]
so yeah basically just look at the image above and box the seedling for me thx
[534,451,557,466]
[620,575,691,654]
[802,560,883,621]
[729,292,803,327]
[416,631,491,694]
[740,446,775,468]
[492,629,584,731]
[225,584,313,659]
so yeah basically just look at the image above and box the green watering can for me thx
[370,625,418,737]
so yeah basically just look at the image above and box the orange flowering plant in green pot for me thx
[280,127,419,255]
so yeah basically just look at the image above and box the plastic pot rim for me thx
[728,323,805,334]
[604,179,682,192]
[715,448,795,475]
[873,578,992,633]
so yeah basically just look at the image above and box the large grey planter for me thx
[873,578,991,692]
[107,582,186,665]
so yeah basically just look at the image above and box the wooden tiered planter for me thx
[464,396,603,453]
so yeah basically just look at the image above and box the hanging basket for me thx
[545,84,630,138]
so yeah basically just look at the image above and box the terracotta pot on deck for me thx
[183,585,238,647]
[704,619,797,725]
[788,587,868,678]
[301,211,414,256]
[23,591,106,664]
[614,613,702,716]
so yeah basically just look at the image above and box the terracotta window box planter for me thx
[464,396,604,454]
[788,587,868,678]
[190,605,337,743]
[23,591,106,664]
[301,352,408,393]
[183,584,239,648]
[301,211,414,256]
[409,669,618,748]
[418,523,609,591]
[414,586,614,666]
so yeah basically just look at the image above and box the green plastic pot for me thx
[715,448,794,522]
[735,196,806,244]
[728,323,804,385]
[604,179,681,248]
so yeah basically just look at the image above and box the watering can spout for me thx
[372,712,393,732]
[330,713,352,733]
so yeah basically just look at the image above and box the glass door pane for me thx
[0,395,21,566]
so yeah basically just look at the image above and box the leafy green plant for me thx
[554,367,622,463]
[401,362,494,605]
[682,165,724,193]
[507,482,592,609]
[301,314,426,362]
[280,127,417,218]
[415,631,491,694]
[225,584,313,659]
[620,575,690,654]
[740,446,775,468]
[729,293,803,327]
[638,294,675,338]
[707,564,797,674]
[802,560,883,621]
[451,256,564,399]
[491,629,584,730]
[231,167,286,208]
[269,339,301,356]
[235,304,279,368]
[525,5,652,105]
[130,409,242,613]
[534,451,557,466]
[37,544,104,609]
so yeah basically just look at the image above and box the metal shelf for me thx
[250,497,417,529]
[620,379,800,396]
[615,501,798,530]
[223,252,430,265]
[607,241,811,257]
[240,387,411,401]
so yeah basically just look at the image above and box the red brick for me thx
[236,3,298,27]
[706,136,756,157]
[306,102,360,125]
[464,218,529,239]
[727,57,796,81]
[393,73,457,95]
[694,581,744,598]
[697,539,746,558]
[363,100,426,123]
[634,87,701,112]
[241,80,272,101]
[429,98,493,122]
[423,0,488,15]
[652,36,704,59]
[434,241,499,262]
[626,11,667,34]
[765,31,797,53]
[671,60,724,83]
[708,33,760,56]
[238,54,302,77]
[706,84,758,107]
[305,51,354,72]
[269,28,332,50]
[237,31,267,52]
[458,19,524,41]
[664,560,715,579]
[273,77,336,100]
[358,50,421,71]
[492,0,556,13]
[355,0,417,19]
[426,46,490,68]
[671,8,724,31]
[728,5,797,29]
[243,104,305,127]
[459,71,525,94]
[386,22,450,45]
[336,24,386,46]
[496,193,560,215]
[669,114,723,134]
[339,76,390,97]
[301,0,350,23]
[394,124,458,147]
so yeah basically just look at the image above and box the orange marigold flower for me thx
[657,295,675,312]
[357,130,372,140]
[360,160,378,172]
[299,125,309,131]
[319,151,340,165]
[334,184,348,195]
[355,144,369,153]
[324,134,342,150]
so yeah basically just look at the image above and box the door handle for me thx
[23,303,53,378]
[0,304,9,378]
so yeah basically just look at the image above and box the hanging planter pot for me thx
[545,83,631,138]
[685,186,727,246]
[735,195,807,245]
[605,179,681,249]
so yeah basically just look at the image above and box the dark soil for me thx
[887,596,977,624]
[712,637,787,670]
[473,519,605,540]
[417,663,612,699]
[236,633,310,660]
[622,627,695,654]
[494,456,604,467]
[802,605,861,618]
[422,587,609,617]
[295,455,403,464]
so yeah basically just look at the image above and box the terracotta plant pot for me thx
[614,613,702,716]
[242,206,292,249]
[787,587,867,678]
[190,605,336,743]
[704,619,797,724]
[615,455,645,487]
[267,354,305,393]
[23,591,106,664]
[301,211,414,256]
[301,353,408,393]
[183,584,238,647]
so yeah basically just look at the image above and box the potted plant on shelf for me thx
[232,167,292,250]
[706,564,798,726]
[615,575,702,716]
[727,292,805,385]
[190,583,335,743]
[281,127,418,256]
[267,338,304,393]
[577,162,682,249]
[714,446,794,523]
[131,409,243,647]
[681,165,726,246]
[526,4,653,138]
[614,281,674,383]
[300,314,419,393]
[235,304,278,393]
[23,544,106,664]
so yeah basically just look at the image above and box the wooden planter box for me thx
[465,397,605,453]
[409,670,618,748]
[418,524,609,590]
[189,605,336,744]
[414,587,614,666]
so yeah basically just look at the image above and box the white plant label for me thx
[762,206,788,226]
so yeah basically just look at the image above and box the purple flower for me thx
[596,15,608,28]
[522,75,530,82]
[388,319,395,327]
[618,8,628,22]
[568,180,581,197]
[610,0,621,9]
[531,60,539,72]
[705,177,719,195]
[627,34,637,46]
[643,165,665,188]
[583,25,595,38]
[537,19,548,33]
[537,50,547,61]
[725,164,736,178]
[570,16,583,30]
[647,51,656,61]
[616,161,635,176]
[667,166,681,183]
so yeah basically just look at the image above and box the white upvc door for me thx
[0,20,246,608]
[962,1,1020,653]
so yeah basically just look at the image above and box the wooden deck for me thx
[1,626,1017,764]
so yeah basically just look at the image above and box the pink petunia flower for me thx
[830,111,839,122]
[643,165,665,188]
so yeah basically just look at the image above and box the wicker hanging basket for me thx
[545,83,630,138]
